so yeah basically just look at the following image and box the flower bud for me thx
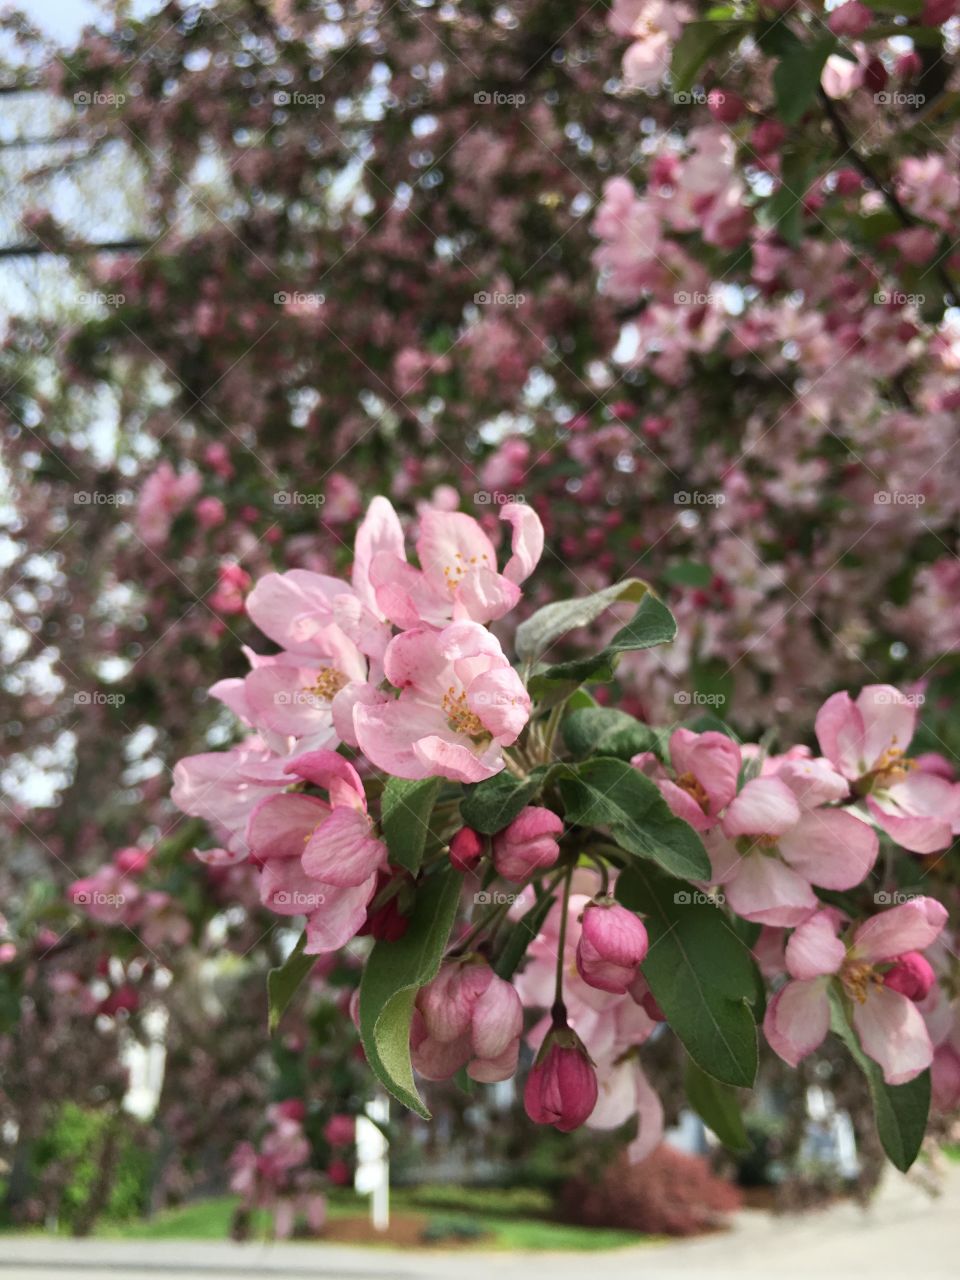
[524,1023,598,1132]
[357,868,411,942]
[576,898,649,994]
[412,960,522,1083]
[883,951,935,1002]
[492,806,563,883]
[827,1,873,36]
[323,1113,355,1146]
[449,826,484,874]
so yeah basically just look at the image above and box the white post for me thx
[354,1092,390,1232]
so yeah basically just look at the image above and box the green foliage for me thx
[559,758,711,881]
[358,868,462,1117]
[684,1058,749,1152]
[460,768,546,834]
[829,993,930,1171]
[267,932,315,1034]
[380,776,441,873]
[617,866,760,1087]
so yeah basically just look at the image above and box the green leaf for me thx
[527,593,677,703]
[559,758,711,881]
[494,888,558,980]
[267,932,315,1033]
[460,769,545,835]
[515,579,649,663]
[563,706,664,761]
[684,1057,749,1152]
[765,150,812,247]
[829,993,930,1171]
[381,776,441,874]
[671,20,749,94]
[605,592,678,654]
[661,560,713,589]
[773,38,836,125]
[617,865,760,1087]
[358,868,462,1118]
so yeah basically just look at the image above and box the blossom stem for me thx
[553,868,573,1018]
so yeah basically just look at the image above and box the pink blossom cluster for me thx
[228,1100,327,1239]
[172,497,541,954]
[167,498,960,1145]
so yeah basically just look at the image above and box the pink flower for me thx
[828,1,873,36]
[195,495,226,529]
[492,806,563,882]
[210,630,368,750]
[587,1056,664,1163]
[69,865,139,925]
[524,1021,598,1132]
[353,622,530,782]
[245,750,388,954]
[576,899,649,994]
[764,897,947,1084]
[323,1114,356,1146]
[411,960,523,1083]
[369,501,543,629]
[708,771,879,926]
[136,461,201,546]
[816,684,960,852]
[643,728,742,832]
[172,737,295,856]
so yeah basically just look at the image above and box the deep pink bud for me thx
[884,951,936,1002]
[275,1098,306,1122]
[833,168,862,197]
[576,899,649,994]
[492,806,563,883]
[357,868,411,942]
[323,1113,355,1146]
[114,846,150,875]
[707,88,746,124]
[750,120,786,154]
[450,827,484,874]
[523,1024,598,1132]
[828,1,873,35]
[922,0,959,25]
[863,57,887,93]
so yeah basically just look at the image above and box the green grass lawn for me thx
[96,1188,643,1251]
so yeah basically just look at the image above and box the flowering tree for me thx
[2,0,959,1220]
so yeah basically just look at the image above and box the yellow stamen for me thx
[441,685,489,741]
[305,666,349,702]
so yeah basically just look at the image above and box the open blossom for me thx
[411,960,523,1083]
[354,621,530,782]
[608,0,683,92]
[764,897,948,1084]
[576,898,649,994]
[638,727,741,832]
[368,500,543,629]
[639,728,878,925]
[245,750,388,954]
[816,684,960,853]
[492,806,563,882]
[708,769,879,926]
[588,1054,664,1163]
[209,629,367,751]
[171,737,298,860]
[136,460,201,546]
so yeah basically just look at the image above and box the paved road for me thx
[2,1164,957,1280]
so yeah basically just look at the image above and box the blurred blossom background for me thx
[1,0,959,1255]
